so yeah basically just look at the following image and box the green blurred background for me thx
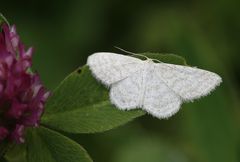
[1,0,240,161]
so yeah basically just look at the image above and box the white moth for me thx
[87,52,222,119]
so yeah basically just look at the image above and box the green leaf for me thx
[41,66,145,133]
[4,144,26,162]
[26,126,92,162]
[41,53,186,134]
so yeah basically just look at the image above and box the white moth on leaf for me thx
[87,52,222,119]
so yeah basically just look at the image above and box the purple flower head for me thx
[0,24,50,143]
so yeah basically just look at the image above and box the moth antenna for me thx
[114,46,135,55]
[151,58,163,63]
[114,47,181,69]
[132,53,150,60]
[114,46,184,73]
[114,46,149,60]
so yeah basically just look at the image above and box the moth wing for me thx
[154,63,222,101]
[143,65,182,118]
[87,52,143,86]
[110,70,143,110]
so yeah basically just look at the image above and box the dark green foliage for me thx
[26,127,92,162]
